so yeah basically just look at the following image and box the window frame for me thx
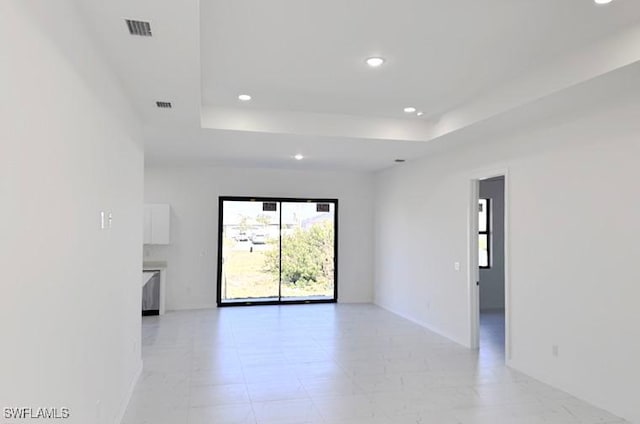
[216,196,339,307]
[479,198,491,269]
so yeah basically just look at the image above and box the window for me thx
[217,197,338,306]
[479,198,490,268]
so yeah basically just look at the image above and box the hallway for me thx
[480,310,506,364]
[122,304,625,424]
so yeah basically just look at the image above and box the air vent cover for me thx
[156,101,172,109]
[126,19,152,36]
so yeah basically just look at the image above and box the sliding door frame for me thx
[216,196,338,307]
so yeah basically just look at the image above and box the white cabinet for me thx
[144,204,171,245]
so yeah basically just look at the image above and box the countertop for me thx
[143,261,167,270]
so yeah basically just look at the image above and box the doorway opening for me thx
[469,173,509,361]
[217,196,338,306]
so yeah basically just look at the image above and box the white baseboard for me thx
[114,360,143,424]
[374,301,470,348]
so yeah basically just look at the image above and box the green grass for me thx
[221,239,333,300]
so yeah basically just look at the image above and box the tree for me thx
[237,215,250,232]
[264,221,334,287]
[256,214,271,228]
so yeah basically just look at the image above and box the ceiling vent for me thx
[156,101,172,109]
[125,19,152,37]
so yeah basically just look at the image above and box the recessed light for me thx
[594,0,612,4]
[294,154,304,160]
[404,107,416,113]
[365,57,385,68]
[416,111,424,117]
[238,94,252,101]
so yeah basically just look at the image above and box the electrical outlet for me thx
[552,345,559,357]
[454,262,461,271]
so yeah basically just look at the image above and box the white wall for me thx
[479,177,505,311]
[0,3,143,424]
[374,98,640,423]
[144,166,374,310]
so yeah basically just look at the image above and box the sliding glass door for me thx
[280,202,335,301]
[218,199,281,303]
[217,197,337,306]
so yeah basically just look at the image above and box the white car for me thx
[235,232,248,241]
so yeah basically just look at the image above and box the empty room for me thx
[2,1,640,423]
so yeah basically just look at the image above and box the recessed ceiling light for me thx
[416,111,424,117]
[294,154,304,160]
[365,57,385,68]
[594,0,612,4]
[404,107,416,113]
[238,94,252,101]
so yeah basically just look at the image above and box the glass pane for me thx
[479,199,488,232]
[280,202,335,301]
[479,234,489,268]
[220,200,280,303]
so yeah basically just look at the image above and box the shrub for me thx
[264,221,334,286]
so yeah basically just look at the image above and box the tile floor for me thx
[122,304,627,424]
[479,309,506,363]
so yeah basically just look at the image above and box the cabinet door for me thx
[150,204,170,245]
[143,205,152,244]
